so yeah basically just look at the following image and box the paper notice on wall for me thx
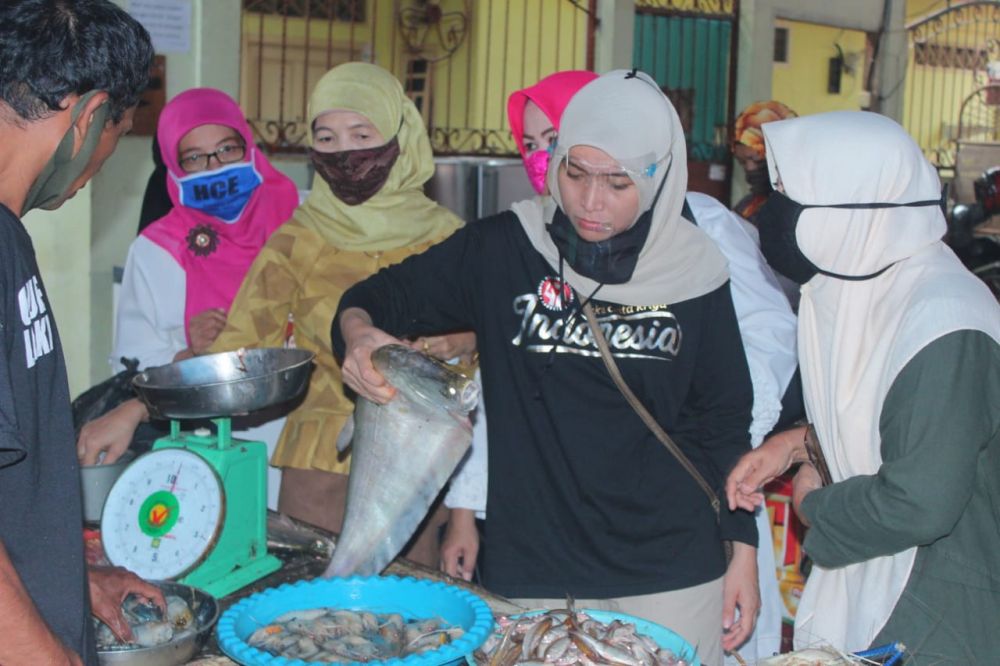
[130,0,192,54]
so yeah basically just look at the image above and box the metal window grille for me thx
[241,0,596,156]
[904,1,1000,171]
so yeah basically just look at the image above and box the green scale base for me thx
[154,419,281,599]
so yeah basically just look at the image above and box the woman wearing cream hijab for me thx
[210,62,465,567]
[332,70,761,666]
[727,111,1000,662]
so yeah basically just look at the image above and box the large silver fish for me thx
[323,344,479,578]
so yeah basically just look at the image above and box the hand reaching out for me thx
[88,566,166,643]
[187,308,227,355]
[726,426,808,512]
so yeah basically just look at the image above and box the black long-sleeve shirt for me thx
[334,212,755,599]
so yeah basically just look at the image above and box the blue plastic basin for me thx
[216,576,495,666]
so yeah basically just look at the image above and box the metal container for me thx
[97,581,219,666]
[425,156,535,222]
[81,450,136,524]
[132,349,315,420]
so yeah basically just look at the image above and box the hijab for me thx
[137,135,171,235]
[141,88,298,337]
[506,70,598,158]
[292,62,462,251]
[733,100,797,160]
[512,69,729,306]
[763,111,1000,651]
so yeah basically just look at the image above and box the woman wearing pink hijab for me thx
[78,89,299,500]
[507,70,599,195]
[440,71,600,579]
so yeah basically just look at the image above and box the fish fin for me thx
[336,416,355,453]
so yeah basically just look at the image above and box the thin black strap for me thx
[582,302,721,517]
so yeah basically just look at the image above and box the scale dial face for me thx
[101,448,225,580]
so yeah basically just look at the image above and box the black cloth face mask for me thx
[745,166,773,195]
[547,206,653,284]
[548,163,670,284]
[757,190,945,285]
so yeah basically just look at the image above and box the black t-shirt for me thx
[0,204,96,663]
[334,211,756,599]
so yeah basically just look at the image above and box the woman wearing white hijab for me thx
[726,111,1000,663]
[333,70,760,666]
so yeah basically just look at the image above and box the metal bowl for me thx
[97,581,219,666]
[81,450,137,524]
[132,349,315,420]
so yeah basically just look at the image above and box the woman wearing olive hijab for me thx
[209,63,466,566]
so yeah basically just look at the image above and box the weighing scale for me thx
[101,349,314,599]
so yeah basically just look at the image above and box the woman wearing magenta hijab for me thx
[439,71,600,579]
[507,70,599,195]
[77,89,299,504]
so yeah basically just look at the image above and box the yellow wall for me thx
[906,0,950,22]
[771,19,869,116]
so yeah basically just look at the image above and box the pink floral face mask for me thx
[524,149,550,195]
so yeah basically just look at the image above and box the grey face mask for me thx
[23,91,110,213]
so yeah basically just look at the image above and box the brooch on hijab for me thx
[186,224,220,257]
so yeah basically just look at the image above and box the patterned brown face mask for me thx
[310,137,401,206]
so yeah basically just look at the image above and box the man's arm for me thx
[0,539,82,665]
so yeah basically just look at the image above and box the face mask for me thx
[311,137,400,206]
[757,190,945,285]
[547,168,668,284]
[524,149,550,195]
[23,91,109,213]
[745,166,772,195]
[174,159,262,223]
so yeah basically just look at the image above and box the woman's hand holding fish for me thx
[410,332,477,364]
[722,541,759,653]
[791,463,822,528]
[88,565,166,642]
[725,425,810,512]
[440,508,479,581]
[340,307,403,404]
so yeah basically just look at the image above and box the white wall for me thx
[23,191,93,396]
[594,0,636,73]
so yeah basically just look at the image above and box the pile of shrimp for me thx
[475,605,694,666]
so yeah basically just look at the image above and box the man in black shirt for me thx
[0,2,163,664]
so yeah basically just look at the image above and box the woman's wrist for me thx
[340,307,373,346]
[787,425,812,465]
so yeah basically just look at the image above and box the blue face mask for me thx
[175,160,262,223]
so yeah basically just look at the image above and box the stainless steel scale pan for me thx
[132,348,314,419]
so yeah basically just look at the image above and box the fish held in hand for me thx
[324,344,479,578]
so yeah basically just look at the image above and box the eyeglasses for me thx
[178,142,247,173]
[559,156,638,192]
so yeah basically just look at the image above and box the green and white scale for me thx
[101,418,281,598]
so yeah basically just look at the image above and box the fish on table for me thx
[323,344,479,579]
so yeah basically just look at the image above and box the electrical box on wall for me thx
[132,55,166,137]
[828,56,843,94]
